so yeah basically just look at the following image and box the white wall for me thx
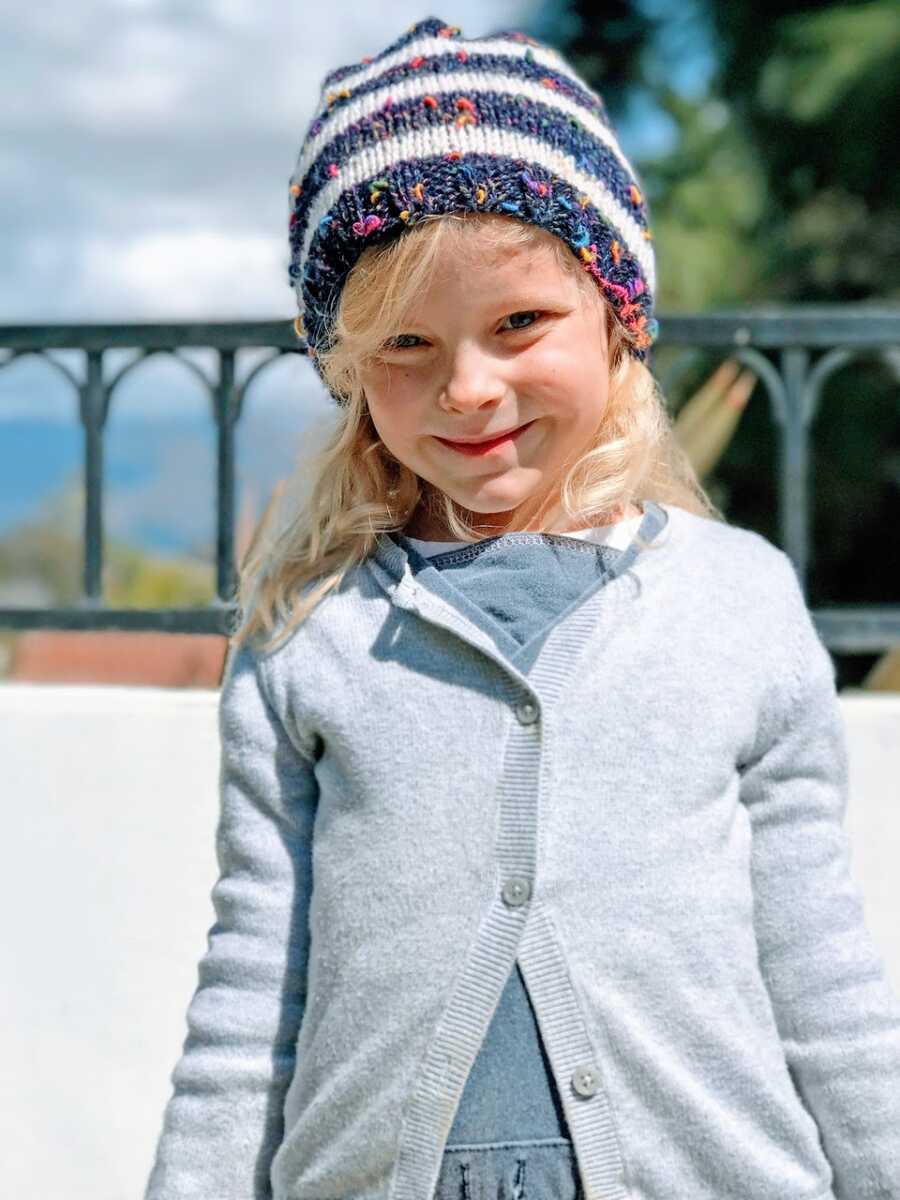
[1,683,898,1200]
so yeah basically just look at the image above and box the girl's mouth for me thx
[435,419,536,456]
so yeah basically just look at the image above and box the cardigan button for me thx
[501,876,532,907]
[571,1064,599,1098]
[514,698,539,725]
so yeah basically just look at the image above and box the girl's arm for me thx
[740,552,900,1200]
[143,640,317,1200]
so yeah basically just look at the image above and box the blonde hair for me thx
[231,212,723,655]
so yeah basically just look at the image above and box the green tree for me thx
[704,0,900,300]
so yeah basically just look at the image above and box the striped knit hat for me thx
[288,16,658,401]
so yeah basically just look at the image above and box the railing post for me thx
[215,349,238,603]
[79,349,107,603]
[778,347,812,598]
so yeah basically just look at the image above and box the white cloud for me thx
[65,65,187,129]
[2,0,540,322]
[81,228,289,320]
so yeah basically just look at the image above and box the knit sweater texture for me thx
[143,499,900,1200]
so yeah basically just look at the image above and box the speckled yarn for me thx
[287,16,659,402]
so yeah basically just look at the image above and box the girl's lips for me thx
[436,419,536,456]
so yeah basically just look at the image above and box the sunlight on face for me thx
[356,226,612,539]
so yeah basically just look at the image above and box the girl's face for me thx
[357,227,613,539]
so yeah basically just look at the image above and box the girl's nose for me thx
[438,388,504,414]
[438,354,507,413]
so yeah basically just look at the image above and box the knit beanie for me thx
[287,16,658,403]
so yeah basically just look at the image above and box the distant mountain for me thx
[0,405,330,557]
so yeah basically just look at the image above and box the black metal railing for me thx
[1,306,898,652]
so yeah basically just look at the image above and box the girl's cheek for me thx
[372,368,418,405]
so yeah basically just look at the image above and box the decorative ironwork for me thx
[1,308,898,651]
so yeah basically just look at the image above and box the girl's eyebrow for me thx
[490,294,567,309]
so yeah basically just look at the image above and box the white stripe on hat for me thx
[318,33,605,117]
[291,70,642,204]
[294,122,656,295]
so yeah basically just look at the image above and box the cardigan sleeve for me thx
[739,551,900,1200]
[143,639,318,1200]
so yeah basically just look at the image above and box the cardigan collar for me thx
[360,497,673,704]
[366,498,671,608]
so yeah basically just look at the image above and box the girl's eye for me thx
[503,310,542,332]
[384,333,423,351]
[383,311,542,353]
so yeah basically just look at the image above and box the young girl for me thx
[144,16,900,1200]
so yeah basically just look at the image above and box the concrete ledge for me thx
[1,683,898,1199]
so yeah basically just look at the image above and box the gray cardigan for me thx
[143,500,900,1200]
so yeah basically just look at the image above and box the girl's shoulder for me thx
[221,554,385,699]
[658,502,807,626]
[661,501,792,572]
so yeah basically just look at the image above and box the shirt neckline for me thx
[403,508,645,559]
